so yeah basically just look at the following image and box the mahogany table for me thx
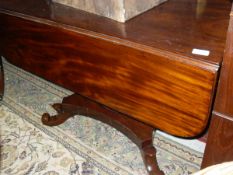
[0,0,233,174]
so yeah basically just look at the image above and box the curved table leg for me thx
[41,103,77,126]
[141,144,164,175]
[42,93,164,175]
[0,57,4,101]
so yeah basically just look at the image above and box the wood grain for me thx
[1,0,233,171]
[0,13,218,137]
[0,0,231,64]
[202,5,233,168]
[214,6,233,118]
[202,114,233,168]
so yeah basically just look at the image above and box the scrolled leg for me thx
[141,144,164,175]
[41,103,76,126]
[41,94,164,175]
[51,103,63,113]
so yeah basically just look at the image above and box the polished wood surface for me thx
[0,0,231,137]
[202,114,233,168]
[214,8,233,118]
[0,0,231,65]
[202,5,233,168]
[0,12,218,137]
[42,93,164,175]
[0,0,233,174]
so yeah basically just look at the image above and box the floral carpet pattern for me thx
[0,59,203,175]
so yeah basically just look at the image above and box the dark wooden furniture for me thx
[0,0,232,174]
[201,6,233,168]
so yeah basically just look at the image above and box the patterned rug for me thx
[0,59,204,175]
